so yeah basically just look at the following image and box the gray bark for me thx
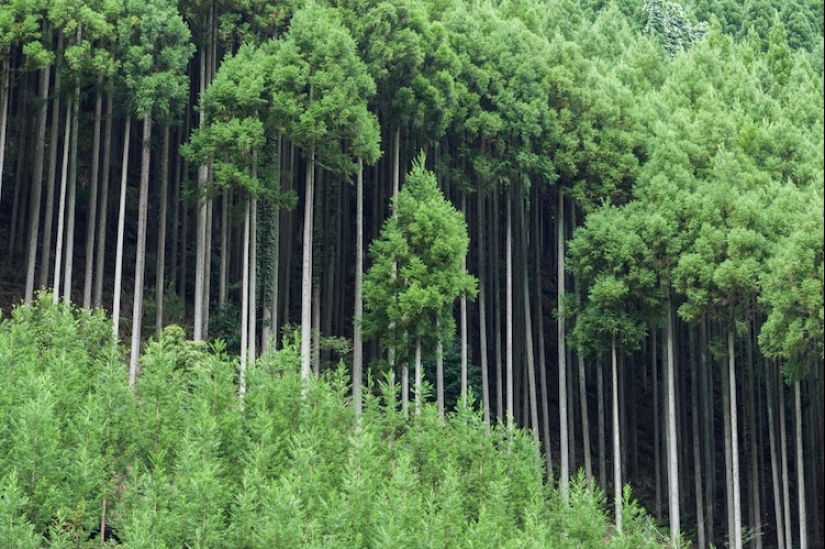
[112,116,132,341]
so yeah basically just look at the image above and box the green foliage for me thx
[363,156,478,362]
[0,297,674,547]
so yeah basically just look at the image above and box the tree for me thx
[363,155,477,413]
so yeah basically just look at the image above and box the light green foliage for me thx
[642,0,708,57]
[363,156,477,362]
[0,297,675,547]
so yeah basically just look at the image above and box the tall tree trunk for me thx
[129,114,153,384]
[0,46,11,206]
[240,197,250,397]
[535,196,552,479]
[112,116,132,341]
[506,189,514,430]
[612,335,622,533]
[155,126,170,333]
[52,94,73,304]
[61,71,81,305]
[666,289,680,546]
[477,188,490,428]
[598,354,606,490]
[39,33,63,292]
[701,319,715,541]
[248,195,258,364]
[492,190,503,421]
[779,366,792,549]
[728,329,743,549]
[767,361,786,549]
[460,193,468,409]
[794,381,807,549]
[747,325,762,549]
[83,84,104,310]
[437,320,445,418]
[263,134,283,352]
[415,335,422,416]
[520,193,540,454]
[690,326,706,548]
[219,189,229,307]
[94,93,114,309]
[558,185,569,500]
[353,159,364,415]
[194,35,212,341]
[300,140,315,382]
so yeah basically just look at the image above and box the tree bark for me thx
[39,32,63,292]
[240,197,250,397]
[612,335,622,533]
[112,116,132,341]
[728,329,743,549]
[767,360,786,549]
[666,289,680,546]
[0,46,11,206]
[794,381,807,549]
[61,72,81,305]
[94,93,114,309]
[558,185,569,501]
[477,188,490,429]
[353,159,364,415]
[83,84,104,310]
[506,189,514,430]
[51,93,73,304]
[155,125,170,334]
[129,114,153,385]
[300,140,315,382]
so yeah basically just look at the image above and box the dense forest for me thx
[0,0,822,547]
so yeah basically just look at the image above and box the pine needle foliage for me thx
[0,297,672,547]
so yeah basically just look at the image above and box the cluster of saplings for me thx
[0,296,671,548]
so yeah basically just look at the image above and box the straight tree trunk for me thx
[415,335,422,416]
[240,197,250,397]
[219,189,229,307]
[437,321,445,418]
[155,126,170,333]
[666,290,680,546]
[558,185,569,500]
[794,381,807,549]
[779,377,792,549]
[51,94,73,304]
[520,193,540,453]
[300,141,315,382]
[535,197,552,479]
[598,355,606,490]
[477,188,491,428]
[112,116,132,341]
[0,46,11,205]
[767,360,786,549]
[129,114,153,385]
[39,33,63,292]
[353,159,364,415]
[728,329,743,549]
[194,39,211,341]
[492,190,503,421]
[747,326,762,549]
[506,189,514,430]
[460,193,468,408]
[612,335,622,533]
[83,85,104,310]
[94,93,114,309]
[248,195,258,363]
[690,326,706,548]
[61,72,81,305]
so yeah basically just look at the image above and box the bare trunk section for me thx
[353,159,364,415]
[666,290,680,546]
[477,189,490,428]
[61,71,81,305]
[39,33,63,292]
[155,126,170,333]
[534,195,552,479]
[460,193,468,409]
[612,335,622,533]
[767,361,786,549]
[240,197,251,397]
[690,326,706,548]
[300,140,315,382]
[94,93,114,309]
[520,193,540,457]
[728,329,743,549]
[415,336,422,416]
[51,94,73,304]
[83,84,104,310]
[558,186,569,501]
[506,190,514,430]
[598,355,606,490]
[794,381,807,549]
[112,116,132,341]
[0,46,11,206]
[129,114,153,385]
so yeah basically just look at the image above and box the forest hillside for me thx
[0,0,822,547]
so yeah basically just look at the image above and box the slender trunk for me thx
[535,197,552,479]
[723,335,735,546]
[460,193,468,408]
[520,193,540,452]
[129,115,152,385]
[0,47,11,206]
[598,355,606,490]
[353,159,364,415]
[249,195,258,364]
[558,186,569,500]
[653,324,661,519]
[61,73,81,305]
[112,116,132,341]
[94,93,114,308]
[794,381,807,549]
[779,370,792,549]
[728,329,743,549]
[612,336,622,533]
[194,40,210,341]
[52,94,73,304]
[767,361,786,549]
[747,326,762,549]
[506,190,514,430]
[477,189,490,428]
[492,190,503,421]
[578,348,593,489]
[240,197,250,397]
[690,326,706,548]
[39,33,63,291]
[219,189,228,307]
[415,336,422,416]
[24,61,51,304]
[300,140,315,382]
[666,290,680,545]
[83,85,103,310]
[155,126,170,333]
[437,321,445,418]
[702,319,715,541]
